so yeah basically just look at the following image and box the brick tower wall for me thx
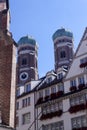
[0,35,17,127]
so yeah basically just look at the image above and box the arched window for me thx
[22,58,27,65]
[60,50,66,58]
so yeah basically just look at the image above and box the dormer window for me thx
[58,73,63,80]
[47,77,52,83]
[25,84,31,93]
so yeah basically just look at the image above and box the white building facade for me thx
[35,28,87,130]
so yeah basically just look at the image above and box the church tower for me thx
[17,36,38,87]
[0,0,17,128]
[52,28,74,72]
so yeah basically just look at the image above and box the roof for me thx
[52,28,73,41]
[18,35,37,46]
[36,76,63,91]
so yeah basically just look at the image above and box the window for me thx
[45,88,50,96]
[27,97,30,105]
[71,115,87,129]
[42,101,63,114]
[16,89,20,97]
[58,101,63,110]
[60,50,66,58]
[58,84,64,91]
[80,57,87,64]
[39,91,43,98]
[25,84,31,93]
[16,102,19,110]
[42,121,64,130]
[22,97,30,107]
[47,77,52,83]
[78,76,85,84]
[22,58,27,65]
[70,94,86,106]
[70,79,76,87]
[22,112,31,125]
[51,86,56,93]
[58,73,63,79]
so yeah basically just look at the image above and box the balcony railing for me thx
[36,91,64,105]
[70,84,86,92]
[40,109,63,120]
[68,102,87,113]
[72,127,87,130]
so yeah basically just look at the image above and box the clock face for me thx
[20,72,28,81]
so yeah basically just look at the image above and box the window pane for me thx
[22,113,31,124]
[77,117,81,128]
[81,116,87,127]
[72,118,77,128]
[51,86,56,93]
[58,102,63,110]
[39,91,43,98]
[22,58,27,65]
[45,88,49,96]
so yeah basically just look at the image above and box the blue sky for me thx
[10,0,87,77]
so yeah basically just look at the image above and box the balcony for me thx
[72,127,87,130]
[40,109,63,120]
[68,102,87,113]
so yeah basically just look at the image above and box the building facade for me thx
[16,80,41,130]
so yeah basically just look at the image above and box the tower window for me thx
[22,58,27,65]
[60,50,66,58]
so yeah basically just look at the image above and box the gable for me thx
[65,27,87,80]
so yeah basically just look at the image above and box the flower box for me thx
[57,109,63,117]
[44,95,50,101]
[72,127,87,130]
[78,84,85,90]
[79,62,87,68]
[70,86,77,92]
[50,93,57,99]
[36,97,43,104]
[40,109,63,120]
[69,103,85,113]
[56,91,64,97]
